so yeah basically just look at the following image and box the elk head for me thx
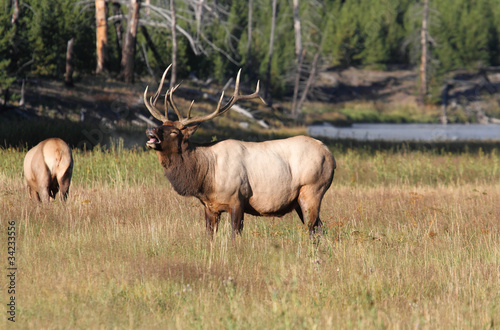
[144,64,264,153]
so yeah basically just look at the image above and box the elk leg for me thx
[36,172,52,203]
[27,185,34,200]
[230,204,244,238]
[59,186,70,201]
[297,188,323,235]
[305,208,322,235]
[38,187,51,203]
[49,185,58,200]
[205,207,220,238]
[58,171,72,201]
[29,186,42,202]
[312,218,324,235]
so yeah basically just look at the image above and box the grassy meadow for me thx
[1,142,499,328]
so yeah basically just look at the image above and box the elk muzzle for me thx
[146,127,162,149]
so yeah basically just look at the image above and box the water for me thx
[308,123,500,141]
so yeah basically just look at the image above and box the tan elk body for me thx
[144,66,335,237]
[24,138,73,202]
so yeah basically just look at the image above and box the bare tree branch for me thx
[199,33,240,66]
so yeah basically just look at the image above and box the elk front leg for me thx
[230,204,244,238]
[204,207,220,238]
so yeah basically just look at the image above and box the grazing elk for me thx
[24,138,73,203]
[144,65,335,237]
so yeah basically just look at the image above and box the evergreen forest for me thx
[1,0,500,110]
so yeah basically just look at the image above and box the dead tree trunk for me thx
[419,0,429,105]
[247,0,253,74]
[194,0,205,41]
[291,0,303,117]
[120,0,141,83]
[64,38,75,87]
[264,0,277,104]
[296,51,320,112]
[170,0,177,87]
[11,0,20,25]
[19,79,25,106]
[112,1,123,61]
[95,0,108,74]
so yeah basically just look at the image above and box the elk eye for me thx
[170,131,178,137]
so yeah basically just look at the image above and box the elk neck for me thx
[155,143,213,198]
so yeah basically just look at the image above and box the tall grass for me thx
[0,145,499,328]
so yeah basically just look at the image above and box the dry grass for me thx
[1,146,499,329]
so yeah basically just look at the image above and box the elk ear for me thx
[182,124,200,139]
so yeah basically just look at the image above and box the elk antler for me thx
[143,64,172,122]
[176,69,265,126]
[144,65,265,126]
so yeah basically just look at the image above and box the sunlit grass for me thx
[0,145,499,328]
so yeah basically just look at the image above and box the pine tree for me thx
[0,0,22,106]
[324,0,363,66]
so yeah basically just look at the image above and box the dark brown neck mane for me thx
[156,143,212,198]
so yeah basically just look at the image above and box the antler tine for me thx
[233,68,242,97]
[187,100,195,119]
[154,65,171,104]
[144,86,167,122]
[255,81,267,105]
[166,82,186,122]
[143,64,172,122]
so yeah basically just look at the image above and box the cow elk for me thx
[24,138,73,203]
[144,65,336,237]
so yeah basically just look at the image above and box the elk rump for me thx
[24,138,73,202]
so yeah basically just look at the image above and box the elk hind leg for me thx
[38,186,51,203]
[27,184,35,200]
[297,187,324,235]
[28,185,42,202]
[58,169,72,201]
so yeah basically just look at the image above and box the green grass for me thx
[1,143,499,328]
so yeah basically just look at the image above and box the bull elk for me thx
[24,138,73,202]
[144,65,336,237]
